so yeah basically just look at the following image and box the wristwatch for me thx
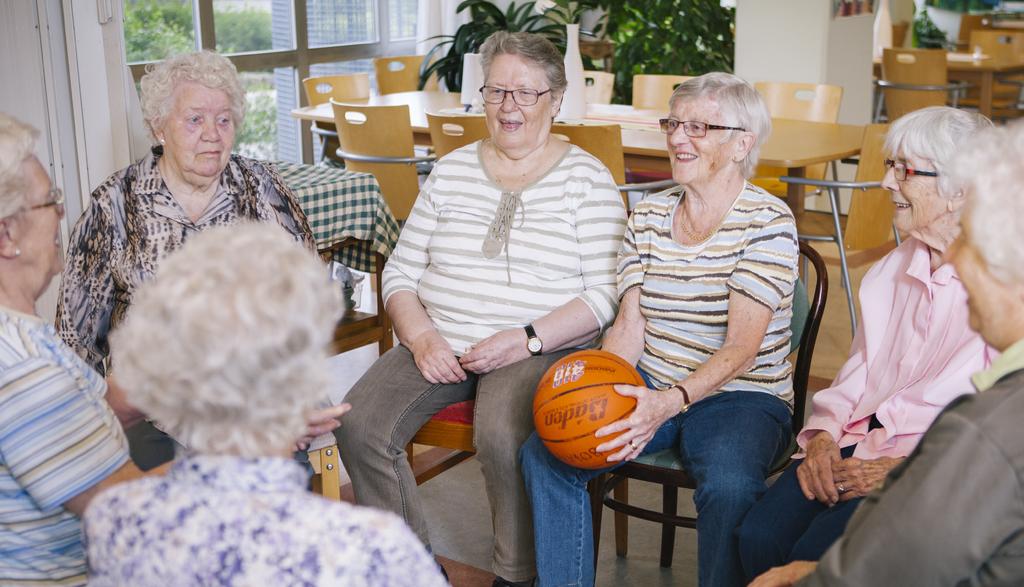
[524,324,543,356]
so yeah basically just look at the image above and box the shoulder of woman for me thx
[560,145,614,179]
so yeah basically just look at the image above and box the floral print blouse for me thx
[56,147,315,374]
[83,455,448,587]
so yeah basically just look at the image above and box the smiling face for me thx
[483,54,561,158]
[882,152,962,253]
[156,81,236,185]
[665,97,747,189]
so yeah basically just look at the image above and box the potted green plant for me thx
[420,0,563,91]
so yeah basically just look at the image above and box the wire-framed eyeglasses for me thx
[26,188,65,217]
[479,86,553,107]
[658,118,746,137]
[884,159,939,181]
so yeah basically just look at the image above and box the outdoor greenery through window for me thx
[123,0,417,162]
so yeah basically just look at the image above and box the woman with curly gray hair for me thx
[55,50,339,468]
[82,223,447,587]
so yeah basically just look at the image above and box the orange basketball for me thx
[533,350,644,469]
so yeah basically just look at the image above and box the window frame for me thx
[126,0,417,162]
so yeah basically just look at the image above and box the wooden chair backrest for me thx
[969,30,1024,60]
[892,21,910,48]
[958,13,993,45]
[426,113,490,158]
[754,81,843,181]
[330,101,419,221]
[550,122,626,185]
[583,71,615,104]
[373,55,437,95]
[845,123,894,250]
[302,73,371,106]
[881,48,949,120]
[632,74,692,110]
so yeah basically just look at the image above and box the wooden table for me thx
[292,91,864,213]
[873,53,1024,117]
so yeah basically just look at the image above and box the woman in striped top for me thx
[335,32,627,586]
[521,73,799,587]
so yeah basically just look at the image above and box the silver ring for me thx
[629,440,638,450]
[837,483,847,493]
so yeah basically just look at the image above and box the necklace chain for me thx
[679,204,717,242]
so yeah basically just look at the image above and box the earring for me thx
[13,248,20,257]
[159,138,166,144]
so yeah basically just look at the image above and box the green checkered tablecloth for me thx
[276,161,400,273]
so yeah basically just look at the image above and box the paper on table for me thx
[947,52,991,62]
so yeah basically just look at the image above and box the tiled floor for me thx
[326,238,888,586]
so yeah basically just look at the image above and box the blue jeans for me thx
[520,389,792,587]
[736,446,863,581]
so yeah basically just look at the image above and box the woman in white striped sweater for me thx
[521,72,799,587]
[335,31,627,587]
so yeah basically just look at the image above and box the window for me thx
[123,0,416,163]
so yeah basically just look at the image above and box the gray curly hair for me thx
[480,31,568,95]
[669,73,772,179]
[139,50,246,142]
[948,120,1024,285]
[110,223,342,456]
[0,113,40,219]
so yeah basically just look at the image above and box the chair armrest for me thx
[780,176,882,190]
[618,178,676,192]
[335,149,436,165]
[874,79,970,92]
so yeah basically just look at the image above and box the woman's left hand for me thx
[295,403,352,451]
[459,329,530,374]
[748,561,818,587]
[594,385,683,463]
[831,456,904,501]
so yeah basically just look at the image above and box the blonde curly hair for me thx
[140,50,246,142]
[110,223,342,456]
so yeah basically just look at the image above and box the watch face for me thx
[527,337,542,353]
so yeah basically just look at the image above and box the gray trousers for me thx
[336,344,572,582]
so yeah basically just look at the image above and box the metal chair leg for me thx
[827,187,857,336]
[893,222,902,246]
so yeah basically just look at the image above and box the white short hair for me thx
[947,120,1024,286]
[669,72,772,178]
[0,113,40,218]
[140,50,246,142]
[885,106,992,198]
[110,223,342,456]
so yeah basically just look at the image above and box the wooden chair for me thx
[310,238,395,500]
[963,30,1024,117]
[751,81,844,196]
[584,70,615,104]
[892,21,910,48]
[957,13,993,50]
[632,74,693,110]
[589,240,828,570]
[876,48,967,122]
[331,102,435,221]
[373,55,437,95]
[302,74,371,162]
[781,124,892,336]
[551,122,675,208]
[426,112,490,158]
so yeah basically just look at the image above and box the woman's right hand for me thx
[796,430,842,505]
[410,330,467,384]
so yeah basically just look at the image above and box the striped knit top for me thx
[383,141,627,355]
[0,307,129,585]
[620,184,799,403]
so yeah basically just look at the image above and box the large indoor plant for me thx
[603,0,735,104]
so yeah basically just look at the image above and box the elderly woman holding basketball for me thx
[520,72,798,587]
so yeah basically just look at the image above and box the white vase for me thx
[873,0,893,60]
[558,23,587,121]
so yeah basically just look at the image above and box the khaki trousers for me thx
[336,344,571,582]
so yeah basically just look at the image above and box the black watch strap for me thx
[524,324,542,356]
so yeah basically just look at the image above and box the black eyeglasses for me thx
[884,159,939,181]
[479,86,553,107]
[26,188,65,216]
[659,118,746,137]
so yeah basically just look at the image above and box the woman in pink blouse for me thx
[737,106,995,580]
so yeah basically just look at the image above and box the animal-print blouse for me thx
[56,147,315,374]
